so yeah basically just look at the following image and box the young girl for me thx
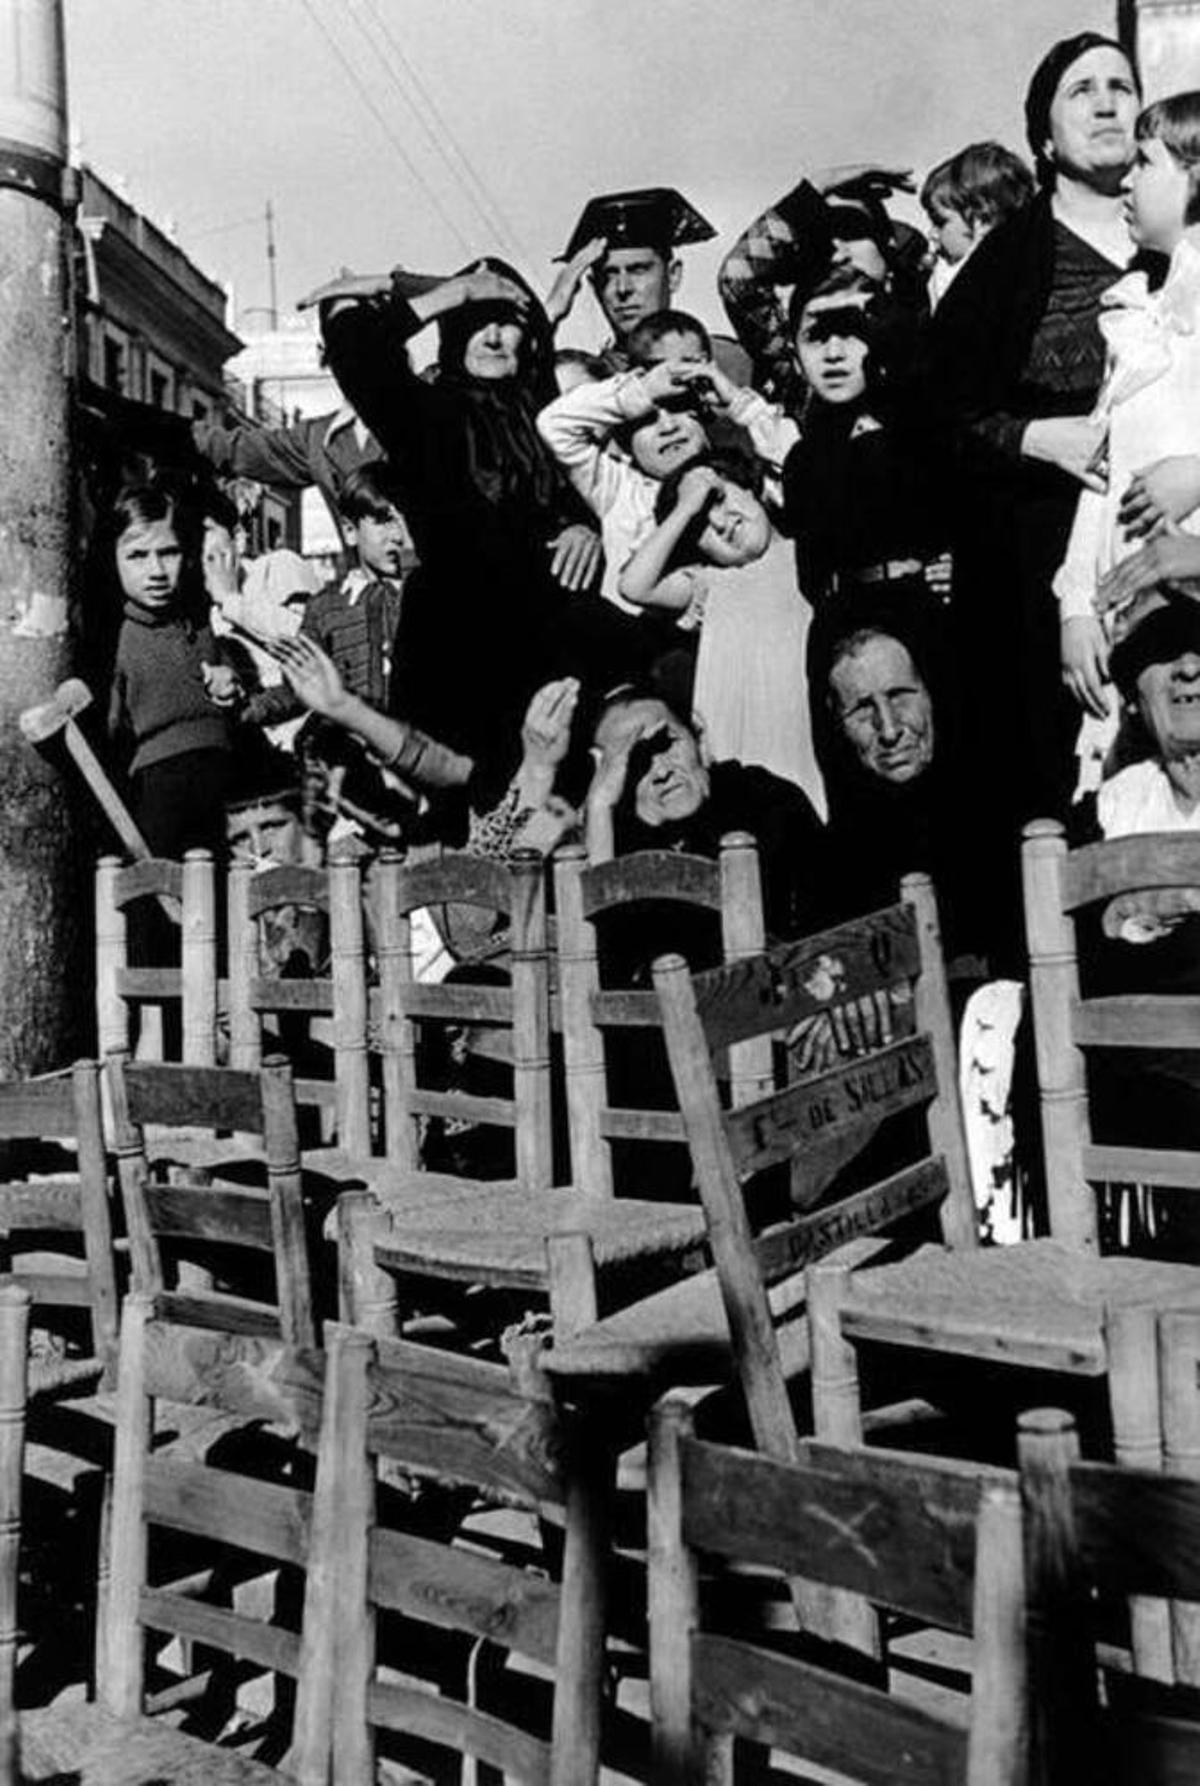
[617,451,824,816]
[1055,90,1200,794]
[780,270,946,612]
[105,482,240,855]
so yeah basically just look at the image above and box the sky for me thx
[64,0,1116,348]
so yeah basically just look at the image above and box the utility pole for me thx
[0,0,85,1074]
[266,199,278,329]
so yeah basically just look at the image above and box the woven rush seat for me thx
[21,1699,287,1783]
[836,1238,1200,1374]
[372,1178,708,1291]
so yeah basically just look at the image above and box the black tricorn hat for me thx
[558,187,716,262]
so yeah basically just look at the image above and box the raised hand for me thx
[545,235,607,326]
[274,634,349,718]
[520,677,581,773]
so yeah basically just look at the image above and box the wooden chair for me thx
[105,1054,329,1347]
[1023,820,1200,1252]
[226,840,371,1154]
[336,849,711,1340]
[10,1292,338,1784]
[96,850,217,1064]
[553,832,769,1203]
[803,843,1200,1553]
[325,1318,616,1786]
[0,1061,120,1395]
[648,1394,1026,1786]
[545,875,975,1392]
[1018,1371,1200,1786]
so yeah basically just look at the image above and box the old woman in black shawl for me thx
[810,588,1018,976]
[319,259,642,798]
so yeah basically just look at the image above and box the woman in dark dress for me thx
[933,32,1141,841]
[319,260,642,803]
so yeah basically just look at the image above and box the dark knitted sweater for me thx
[108,601,232,775]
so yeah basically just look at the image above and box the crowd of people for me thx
[78,30,1200,1033]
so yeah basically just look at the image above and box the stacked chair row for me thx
[50,819,1200,1780]
[3,1284,1200,1782]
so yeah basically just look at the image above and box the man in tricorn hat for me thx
[549,186,750,384]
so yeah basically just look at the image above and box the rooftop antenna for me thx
[265,199,279,328]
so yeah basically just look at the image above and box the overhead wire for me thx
[352,0,537,274]
[297,0,474,258]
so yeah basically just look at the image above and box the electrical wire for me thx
[352,0,536,273]
[298,0,474,258]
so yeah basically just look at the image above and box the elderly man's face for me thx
[831,635,935,785]
[595,697,709,827]
[1137,648,1200,758]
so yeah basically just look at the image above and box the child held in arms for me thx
[538,308,795,613]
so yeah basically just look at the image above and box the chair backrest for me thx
[325,1322,608,1786]
[652,874,975,1464]
[370,846,553,1187]
[554,833,769,1200]
[97,1293,335,1784]
[1022,820,1200,1252]
[1019,1382,1200,1786]
[227,839,371,1152]
[649,1396,1026,1786]
[104,1053,318,1347]
[0,1063,120,1369]
[95,851,216,1064]
[0,1286,29,1786]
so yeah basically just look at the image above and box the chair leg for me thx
[1105,1303,1173,1682]
[806,1259,878,1656]
[336,1191,398,1337]
[1159,1310,1200,1686]
[550,1426,611,1786]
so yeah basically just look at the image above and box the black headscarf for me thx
[806,588,1004,961]
[1024,32,1137,186]
[432,256,563,514]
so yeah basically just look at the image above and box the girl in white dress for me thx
[616,451,825,818]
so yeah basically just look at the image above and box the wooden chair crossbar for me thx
[327,1322,608,1786]
[227,843,371,1155]
[106,1053,319,1350]
[649,1397,1026,1786]
[1024,820,1200,1250]
[554,835,769,1205]
[96,851,218,1066]
[1019,1360,1200,1786]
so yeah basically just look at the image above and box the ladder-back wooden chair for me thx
[543,873,972,1393]
[0,1062,120,1396]
[226,840,371,1154]
[337,849,710,1340]
[553,832,769,1204]
[9,1293,338,1784]
[325,1319,618,1786]
[803,840,1200,1552]
[1023,820,1200,1252]
[105,1054,328,1347]
[648,1395,1026,1786]
[96,851,216,1065]
[1019,1373,1200,1786]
